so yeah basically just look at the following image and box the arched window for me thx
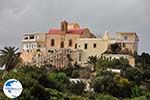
[60,41,64,48]
[51,39,55,46]
[75,43,77,49]
[69,39,73,47]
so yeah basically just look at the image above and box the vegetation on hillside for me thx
[0,46,150,100]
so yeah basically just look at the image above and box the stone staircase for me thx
[32,48,72,68]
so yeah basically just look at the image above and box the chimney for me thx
[61,20,68,32]
[103,31,110,40]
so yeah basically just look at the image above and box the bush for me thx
[71,70,80,78]
[69,81,85,95]
[96,94,119,100]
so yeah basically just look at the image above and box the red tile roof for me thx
[48,28,85,35]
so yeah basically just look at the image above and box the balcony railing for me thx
[22,38,45,42]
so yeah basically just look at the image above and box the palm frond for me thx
[0,46,22,71]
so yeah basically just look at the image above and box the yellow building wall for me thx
[20,48,46,64]
[21,32,47,64]
[117,32,136,41]
[20,50,35,63]
[116,32,139,53]
[77,38,109,63]
[64,34,80,49]
[46,29,95,51]
[128,57,135,67]
[46,34,80,50]
[46,34,62,49]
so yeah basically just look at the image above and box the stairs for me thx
[32,48,72,68]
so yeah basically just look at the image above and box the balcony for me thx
[22,37,45,43]
[22,38,37,43]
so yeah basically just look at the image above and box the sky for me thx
[0,0,149,54]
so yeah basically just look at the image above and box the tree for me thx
[143,68,150,81]
[0,46,22,78]
[48,88,68,100]
[68,81,85,95]
[123,67,143,85]
[95,56,110,70]
[48,72,70,92]
[1,65,69,100]
[0,65,51,100]
[96,94,119,100]
[136,52,150,67]
[69,95,87,100]
[71,69,80,78]
[93,70,132,98]
[87,56,98,71]
[95,56,130,71]
[141,53,150,65]
[131,96,147,100]
[131,85,145,98]
[93,74,115,93]
[0,46,22,71]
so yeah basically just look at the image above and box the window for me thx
[51,39,55,46]
[37,49,41,52]
[123,43,126,48]
[38,44,41,48]
[26,45,28,49]
[60,41,64,48]
[75,43,77,49]
[24,36,28,40]
[79,53,81,61]
[93,43,96,48]
[69,39,73,47]
[124,36,128,40]
[32,44,34,48]
[38,54,41,58]
[84,43,88,49]
[48,50,54,53]
[29,35,34,39]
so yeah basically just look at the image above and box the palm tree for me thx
[0,46,22,78]
[87,56,98,71]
